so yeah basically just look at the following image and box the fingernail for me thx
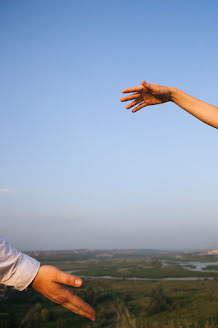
[75,279,81,286]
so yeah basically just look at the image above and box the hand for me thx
[120,80,172,112]
[31,265,96,321]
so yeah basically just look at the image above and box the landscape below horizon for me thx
[1,248,218,327]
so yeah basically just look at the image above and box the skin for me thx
[120,80,218,129]
[31,265,96,321]
[27,81,217,322]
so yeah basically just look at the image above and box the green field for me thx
[46,255,218,279]
[203,265,218,271]
[60,258,218,279]
[1,250,218,328]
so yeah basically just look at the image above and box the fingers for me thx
[32,266,95,321]
[64,292,96,321]
[125,99,143,109]
[122,86,144,93]
[53,280,96,321]
[132,103,147,113]
[120,93,141,102]
[120,80,150,113]
[55,270,83,288]
[141,80,150,89]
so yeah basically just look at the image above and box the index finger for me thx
[122,86,144,93]
[65,293,96,321]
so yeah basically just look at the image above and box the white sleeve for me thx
[0,236,40,291]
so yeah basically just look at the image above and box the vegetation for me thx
[2,279,218,327]
[65,259,218,279]
[203,265,218,271]
[1,250,218,327]
[48,257,218,279]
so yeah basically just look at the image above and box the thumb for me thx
[56,270,83,287]
[141,80,151,89]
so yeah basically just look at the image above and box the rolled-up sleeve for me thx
[0,237,40,291]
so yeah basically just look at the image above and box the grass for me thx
[3,279,218,327]
[2,253,218,327]
[202,265,218,271]
[55,258,218,279]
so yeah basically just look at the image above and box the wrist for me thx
[169,87,179,102]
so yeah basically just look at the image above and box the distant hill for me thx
[26,248,176,262]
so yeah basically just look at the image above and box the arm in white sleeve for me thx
[0,236,40,291]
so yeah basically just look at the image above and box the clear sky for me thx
[1,0,218,251]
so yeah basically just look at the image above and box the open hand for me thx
[31,265,96,321]
[120,80,172,112]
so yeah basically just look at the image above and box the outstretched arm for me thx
[120,80,218,129]
[170,87,218,129]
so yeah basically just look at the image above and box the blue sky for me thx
[0,0,218,250]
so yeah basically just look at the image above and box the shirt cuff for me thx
[4,253,40,291]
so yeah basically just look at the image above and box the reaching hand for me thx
[31,265,96,321]
[120,80,172,112]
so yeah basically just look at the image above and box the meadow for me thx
[1,250,218,328]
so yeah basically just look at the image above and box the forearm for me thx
[170,87,218,129]
[0,237,40,291]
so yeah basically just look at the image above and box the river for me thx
[65,261,218,281]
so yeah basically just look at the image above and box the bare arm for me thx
[170,87,218,129]
[120,80,218,129]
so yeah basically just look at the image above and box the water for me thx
[176,261,218,273]
[65,272,215,281]
[65,260,218,281]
